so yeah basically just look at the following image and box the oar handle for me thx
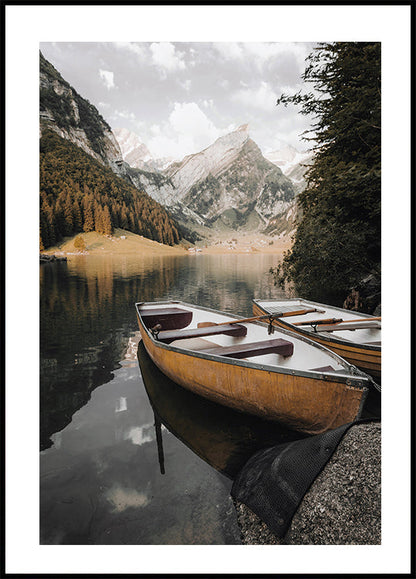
[337,316,381,324]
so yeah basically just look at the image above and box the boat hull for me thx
[253,301,381,382]
[136,302,369,435]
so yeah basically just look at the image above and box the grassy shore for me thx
[42,229,188,256]
[41,229,293,257]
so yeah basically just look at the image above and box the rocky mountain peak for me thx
[39,51,123,170]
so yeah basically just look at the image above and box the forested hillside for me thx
[273,42,381,307]
[40,130,181,249]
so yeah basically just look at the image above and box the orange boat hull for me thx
[252,302,381,381]
[137,311,368,435]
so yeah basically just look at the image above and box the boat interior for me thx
[138,302,358,376]
[254,299,381,347]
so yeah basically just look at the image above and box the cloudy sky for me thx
[40,41,316,160]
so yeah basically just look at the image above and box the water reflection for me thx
[40,334,242,544]
[40,252,289,544]
[40,254,286,450]
[138,341,307,479]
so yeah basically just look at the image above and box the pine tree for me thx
[72,199,82,232]
[101,205,112,235]
[39,130,183,248]
[83,197,95,232]
[63,192,74,236]
[273,42,381,304]
[94,204,104,234]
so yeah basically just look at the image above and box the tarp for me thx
[231,418,380,538]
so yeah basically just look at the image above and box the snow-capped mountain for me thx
[127,124,297,233]
[265,145,313,192]
[264,144,307,173]
[114,127,175,172]
[40,51,300,239]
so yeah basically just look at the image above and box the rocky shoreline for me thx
[40,254,67,263]
[233,421,381,545]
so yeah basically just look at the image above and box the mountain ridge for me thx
[39,51,300,242]
[40,52,123,172]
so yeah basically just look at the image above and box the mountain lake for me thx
[40,252,307,545]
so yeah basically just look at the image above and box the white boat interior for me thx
[255,299,381,346]
[138,302,361,377]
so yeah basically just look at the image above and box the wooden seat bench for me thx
[201,337,294,359]
[156,323,248,344]
[140,307,193,331]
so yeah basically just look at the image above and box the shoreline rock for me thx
[343,267,381,315]
[233,422,381,545]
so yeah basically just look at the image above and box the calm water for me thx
[40,253,303,545]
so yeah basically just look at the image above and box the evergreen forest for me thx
[39,130,181,250]
[272,42,381,306]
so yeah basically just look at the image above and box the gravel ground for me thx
[234,421,381,545]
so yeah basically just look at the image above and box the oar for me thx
[293,317,343,326]
[294,316,381,327]
[197,308,323,328]
[336,316,381,324]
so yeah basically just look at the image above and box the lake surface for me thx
[40,252,304,545]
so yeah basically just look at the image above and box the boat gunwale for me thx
[135,300,371,390]
[252,298,381,353]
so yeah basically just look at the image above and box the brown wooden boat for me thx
[137,341,306,479]
[135,301,374,435]
[253,298,381,382]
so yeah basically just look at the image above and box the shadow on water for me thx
[138,341,308,480]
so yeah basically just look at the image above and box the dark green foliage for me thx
[273,43,381,305]
[39,130,181,249]
[40,87,75,130]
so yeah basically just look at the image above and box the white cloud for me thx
[231,81,277,112]
[147,102,226,159]
[99,69,115,90]
[214,42,245,61]
[214,42,310,69]
[112,109,137,123]
[169,102,218,137]
[114,41,146,59]
[179,79,192,91]
[245,42,310,66]
[150,42,186,73]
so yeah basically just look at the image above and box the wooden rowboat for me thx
[253,298,381,382]
[137,341,306,479]
[135,301,374,435]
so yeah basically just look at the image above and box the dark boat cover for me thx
[231,419,380,538]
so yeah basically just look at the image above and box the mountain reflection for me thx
[137,341,306,479]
